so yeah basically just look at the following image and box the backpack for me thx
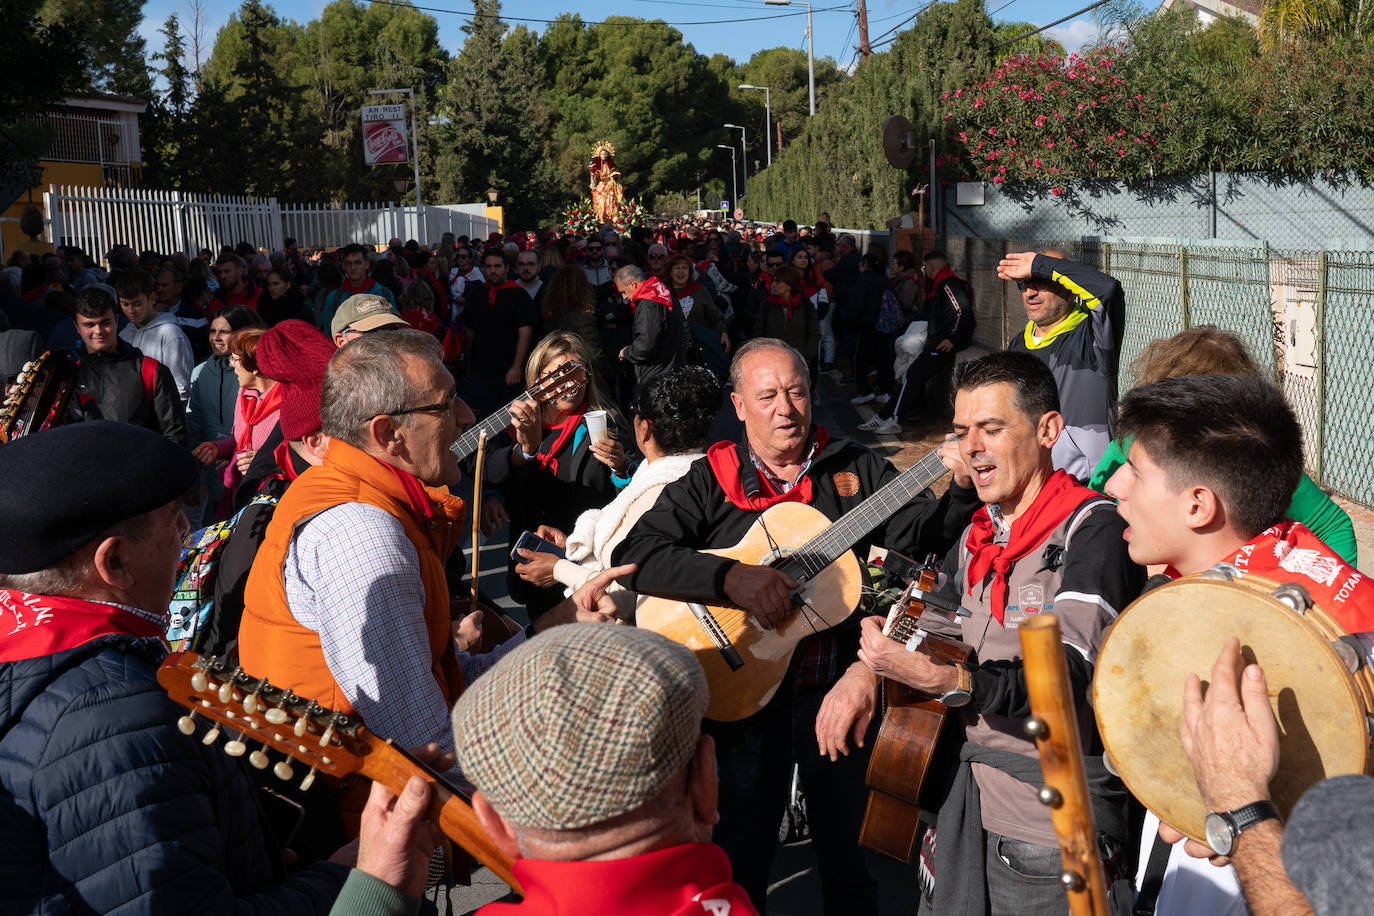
[166,489,280,653]
[139,356,157,404]
[876,287,904,334]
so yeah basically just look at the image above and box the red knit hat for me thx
[256,319,335,440]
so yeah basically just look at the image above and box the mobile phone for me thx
[510,530,565,562]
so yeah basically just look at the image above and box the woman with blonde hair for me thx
[1090,325,1356,563]
[482,331,632,619]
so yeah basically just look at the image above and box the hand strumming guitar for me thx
[724,562,798,630]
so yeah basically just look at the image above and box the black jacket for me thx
[76,340,187,446]
[623,297,686,390]
[923,272,977,352]
[613,430,979,603]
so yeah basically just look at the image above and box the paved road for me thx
[432,369,950,914]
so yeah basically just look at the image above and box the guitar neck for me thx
[361,740,520,892]
[777,449,949,583]
[450,395,525,460]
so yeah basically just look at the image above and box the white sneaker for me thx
[850,393,875,405]
[874,394,891,405]
[874,417,902,435]
[857,415,884,432]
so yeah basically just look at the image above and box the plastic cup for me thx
[584,409,608,443]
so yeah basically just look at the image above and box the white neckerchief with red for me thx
[0,589,165,663]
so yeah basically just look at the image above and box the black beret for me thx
[0,421,199,574]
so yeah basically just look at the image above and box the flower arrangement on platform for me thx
[559,196,650,234]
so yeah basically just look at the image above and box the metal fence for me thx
[43,185,498,258]
[943,235,1374,509]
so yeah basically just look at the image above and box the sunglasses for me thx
[383,387,460,417]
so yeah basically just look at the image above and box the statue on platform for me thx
[588,141,624,225]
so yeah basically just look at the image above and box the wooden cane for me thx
[1018,613,1111,916]
[470,430,487,608]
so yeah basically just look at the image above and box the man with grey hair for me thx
[614,264,685,396]
[239,329,608,772]
[615,336,977,913]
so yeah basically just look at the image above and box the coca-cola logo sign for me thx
[362,119,407,164]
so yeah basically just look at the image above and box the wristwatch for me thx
[1203,801,1282,856]
[938,665,973,708]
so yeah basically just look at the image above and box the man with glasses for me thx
[999,249,1126,480]
[581,238,612,289]
[328,293,409,349]
[447,245,482,317]
[646,243,670,278]
[514,248,545,309]
[240,330,610,786]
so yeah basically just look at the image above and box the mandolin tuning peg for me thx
[191,671,209,693]
[249,744,270,769]
[273,760,294,781]
[300,766,317,791]
[243,688,261,715]
[224,739,246,757]
[176,712,197,735]
[217,680,234,704]
[201,722,221,745]
[293,716,308,737]
[263,707,289,725]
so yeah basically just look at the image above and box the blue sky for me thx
[136,0,1103,74]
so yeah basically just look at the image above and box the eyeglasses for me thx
[1015,279,1063,294]
[227,353,242,365]
[384,387,460,418]
[648,253,666,260]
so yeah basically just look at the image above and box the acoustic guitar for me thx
[636,447,950,722]
[1,350,78,442]
[449,359,588,462]
[858,566,971,861]
[157,651,520,893]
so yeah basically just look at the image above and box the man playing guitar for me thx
[613,337,978,914]
[848,351,1144,916]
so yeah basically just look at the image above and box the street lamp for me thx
[724,123,747,196]
[716,144,738,214]
[369,88,424,205]
[763,0,816,116]
[738,84,772,167]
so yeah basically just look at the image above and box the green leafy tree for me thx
[143,15,197,185]
[40,0,151,98]
[734,47,845,163]
[992,21,1066,61]
[0,0,87,184]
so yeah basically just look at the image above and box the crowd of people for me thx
[0,211,1370,916]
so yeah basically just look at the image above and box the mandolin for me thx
[157,651,520,893]
[0,350,78,442]
[1019,613,1110,916]
[636,447,950,721]
[858,565,971,861]
[450,359,588,461]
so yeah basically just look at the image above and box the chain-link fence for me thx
[943,234,1374,509]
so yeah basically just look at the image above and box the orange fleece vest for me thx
[239,438,466,717]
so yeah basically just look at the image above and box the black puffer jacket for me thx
[76,339,187,445]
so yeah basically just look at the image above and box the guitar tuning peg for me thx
[191,671,209,693]
[248,743,270,769]
[224,738,247,757]
[273,760,294,781]
[201,722,221,745]
[300,766,317,791]
[176,712,197,735]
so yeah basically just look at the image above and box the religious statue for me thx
[588,140,624,225]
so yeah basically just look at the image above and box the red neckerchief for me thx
[766,291,802,320]
[674,281,703,299]
[339,276,375,295]
[272,438,302,482]
[1180,520,1374,634]
[964,469,1096,624]
[511,404,588,477]
[383,463,435,523]
[630,277,673,312]
[0,590,164,662]
[924,266,956,302]
[707,426,830,511]
[20,286,46,304]
[487,280,520,306]
[236,383,286,456]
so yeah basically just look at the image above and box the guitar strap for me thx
[1133,832,1173,915]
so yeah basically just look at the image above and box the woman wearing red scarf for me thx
[190,327,284,520]
[751,266,820,374]
[482,332,630,620]
[665,254,730,368]
[789,246,822,302]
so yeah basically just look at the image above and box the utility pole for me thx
[856,0,872,61]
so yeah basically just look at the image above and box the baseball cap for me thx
[330,293,409,336]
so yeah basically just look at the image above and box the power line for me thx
[365,0,852,27]
[994,0,1113,46]
[865,0,938,48]
[987,0,1023,17]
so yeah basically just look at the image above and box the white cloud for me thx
[1045,18,1102,53]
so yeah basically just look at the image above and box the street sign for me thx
[719,200,730,212]
[734,208,744,220]
[361,104,408,165]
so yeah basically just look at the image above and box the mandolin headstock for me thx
[157,651,374,790]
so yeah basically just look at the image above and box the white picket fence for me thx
[43,185,499,258]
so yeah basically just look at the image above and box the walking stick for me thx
[470,430,487,609]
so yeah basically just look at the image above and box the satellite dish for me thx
[882,115,916,169]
